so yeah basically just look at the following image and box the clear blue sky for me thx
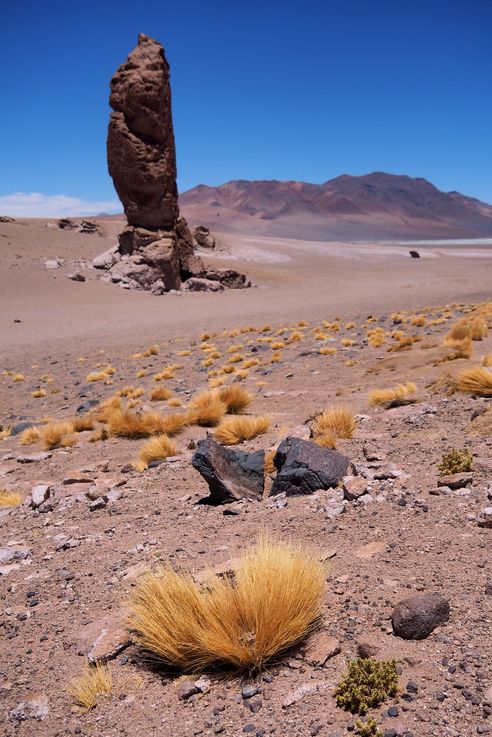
[1,0,491,215]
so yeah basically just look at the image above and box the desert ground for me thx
[1,217,492,737]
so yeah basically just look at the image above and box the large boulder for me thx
[269,437,349,497]
[192,435,264,504]
[193,225,216,249]
[392,592,450,639]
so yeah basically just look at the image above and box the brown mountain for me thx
[180,172,492,240]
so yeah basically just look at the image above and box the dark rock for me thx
[242,685,261,699]
[192,435,264,503]
[269,437,349,497]
[184,277,224,292]
[68,272,85,282]
[392,592,450,639]
[409,250,420,258]
[58,218,77,230]
[11,421,39,436]
[77,399,99,414]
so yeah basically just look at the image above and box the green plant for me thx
[438,448,472,475]
[355,718,383,737]
[335,658,398,715]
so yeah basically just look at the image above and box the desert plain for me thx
[1,216,492,737]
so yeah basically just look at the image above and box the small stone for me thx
[177,679,199,700]
[392,592,450,639]
[478,507,492,528]
[17,452,51,463]
[356,641,381,658]
[342,475,368,501]
[406,681,418,693]
[69,272,86,282]
[242,685,260,699]
[437,472,473,490]
[304,631,341,666]
[387,705,399,717]
[9,692,49,721]
[30,484,51,509]
[89,497,108,511]
[282,681,330,708]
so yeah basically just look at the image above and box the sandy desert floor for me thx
[1,218,492,737]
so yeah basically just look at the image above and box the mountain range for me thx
[180,172,492,241]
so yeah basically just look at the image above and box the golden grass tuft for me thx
[214,415,270,445]
[86,371,109,383]
[31,389,46,398]
[264,449,277,475]
[72,416,95,433]
[150,387,173,402]
[108,409,188,438]
[188,390,227,427]
[89,395,121,423]
[482,353,492,367]
[218,385,252,414]
[41,421,76,450]
[0,489,22,507]
[369,382,417,408]
[68,662,113,711]
[13,374,25,382]
[312,406,356,442]
[135,369,147,379]
[167,398,182,407]
[470,318,488,340]
[209,377,226,388]
[20,426,41,446]
[177,349,190,357]
[447,319,470,341]
[457,366,492,396]
[88,427,109,443]
[127,538,324,672]
[319,346,337,355]
[313,432,337,449]
[241,358,259,369]
[133,434,177,471]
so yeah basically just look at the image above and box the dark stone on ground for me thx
[269,437,349,497]
[192,435,264,504]
[392,592,450,639]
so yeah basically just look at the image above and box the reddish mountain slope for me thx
[180,173,492,240]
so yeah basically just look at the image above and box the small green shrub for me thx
[355,718,383,737]
[335,658,398,715]
[438,448,472,475]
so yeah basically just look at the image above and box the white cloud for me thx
[0,192,121,218]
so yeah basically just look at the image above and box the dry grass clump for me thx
[470,317,488,340]
[457,366,492,396]
[481,354,492,367]
[214,415,270,445]
[319,346,337,355]
[89,395,121,423]
[88,427,109,443]
[367,327,386,348]
[209,377,226,389]
[20,426,41,445]
[312,407,356,444]
[218,386,252,414]
[12,374,26,382]
[369,382,417,408]
[0,489,22,507]
[242,358,260,369]
[134,434,177,471]
[188,390,228,427]
[128,538,324,672]
[411,314,426,327]
[41,421,76,450]
[32,389,46,398]
[72,416,95,433]
[447,320,470,341]
[150,387,173,402]
[109,409,188,438]
[135,369,147,379]
[441,336,473,360]
[264,449,277,475]
[68,662,113,711]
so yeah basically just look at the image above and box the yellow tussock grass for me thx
[312,406,356,441]
[218,385,252,414]
[135,369,147,378]
[481,354,492,367]
[32,389,46,398]
[235,369,249,380]
[109,410,188,438]
[89,396,121,423]
[340,339,355,347]
[150,387,173,402]
[457,366,492,396]
[214,415,270,445]
[228,353,245,364]
[188,390,227,427]
[86,371,109,383]
[0,489,22,507]
[209,377,226,388]
[88,427,109,443]
[202,358,214,368]
[319,346,337,355]
[411,314,426,327]
[167,398,182,407]
[228,344,244,353]
[13,374,25,382]
[177,349,190,357]
[41,421,76,450]
[470,318,488,341]
[221,364,235,374]
[128,537,324,672]
[441,336,473,360]
[68,662,113,711]
[313,432,337,449]
[144,345,159,356]
[369,382,417,407]
[154,369,175,381]
[448,320,470,341]
[271,342,284,350]
[345,322,356,329]
[134,434,177,471]
[0,427,12,440]
[20,426,41,445]
[270,352,281,363]
[242,358,259,369]
[72,416,95,433]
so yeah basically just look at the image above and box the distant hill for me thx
[180,172,492,240]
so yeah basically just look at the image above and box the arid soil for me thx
[1,217,492,737]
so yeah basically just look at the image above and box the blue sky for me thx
[1,0,491,215]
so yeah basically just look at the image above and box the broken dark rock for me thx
[392,592,450,639]
[268,437,349,497]
[409,250,420,258]
[68,272,85,282]
[192,435,264,504]
[184,277,224,292]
